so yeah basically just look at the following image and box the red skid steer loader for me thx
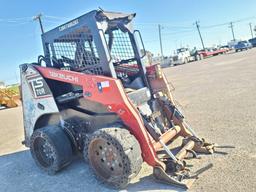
[20,10,215,189]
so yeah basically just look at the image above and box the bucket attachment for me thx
[153,163,213,189]
[151,132,214,188]
[153,166,196,189]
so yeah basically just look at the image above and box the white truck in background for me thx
[171,48,201,66]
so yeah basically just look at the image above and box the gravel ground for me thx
[0,49,256,192]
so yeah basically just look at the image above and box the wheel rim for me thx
[88,138,124,181]
[33,137,55,167]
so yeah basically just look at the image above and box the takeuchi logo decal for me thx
[59,19,79,31]
[49,71,79,83]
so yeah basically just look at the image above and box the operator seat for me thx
[123,76,144,90]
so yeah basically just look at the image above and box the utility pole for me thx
[249,23,254,38]
[33,13,44,34]
[229,22,235,41]
[158,24,164,59]
[195,21,205,50]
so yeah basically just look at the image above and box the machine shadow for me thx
[0,150,184,192]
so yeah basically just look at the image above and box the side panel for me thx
[20,64,59,146]
[35,65,162,167]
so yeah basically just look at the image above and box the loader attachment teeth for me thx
[214,145,235,149]
[194,138,216,154]
[194,144,215,154]
[213,151,228,155]
[211,145,235,155]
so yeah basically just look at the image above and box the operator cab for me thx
[41,10,148,91]
[39,9,152,119]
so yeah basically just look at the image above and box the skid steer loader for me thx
[20,10,216,189]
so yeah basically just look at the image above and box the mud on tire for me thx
[84,127,143,189]
[30,125,73,175]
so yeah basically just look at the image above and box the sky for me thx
[0,0,256,84]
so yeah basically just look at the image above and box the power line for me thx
[162,29,194,36]
[0,14,67,24]
[144,31,196,44]
[233,16,256,23]
[137,16,256,30]
[162,25,193,30]
[144,39,159,43]
[201,16,256,29]
[44,15,69,20]
[0,21,32,26]
[136,22,193,28]
[201,22,230,29]
[0,17,32,23]
[43,19,62,24]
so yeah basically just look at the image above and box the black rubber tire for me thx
[30,125,73,175]
[82,133,92,163]
[84,127,143,189]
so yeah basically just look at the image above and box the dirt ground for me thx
[0,48,256,192]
